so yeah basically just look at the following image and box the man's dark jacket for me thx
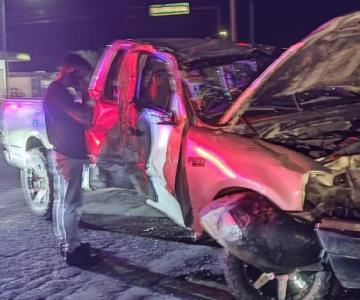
[44,81,92,159]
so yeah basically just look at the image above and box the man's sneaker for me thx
[77,242,91,255]
[60,242,91,257]
[64,243,99,267]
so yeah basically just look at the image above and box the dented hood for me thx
[220,11,360,125]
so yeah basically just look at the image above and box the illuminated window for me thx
[136,55,172,111]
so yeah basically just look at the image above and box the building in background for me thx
[1,50,97,100]
[0,51,33,99]
[7,71,54,98]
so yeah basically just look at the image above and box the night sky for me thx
[5,0,360,71]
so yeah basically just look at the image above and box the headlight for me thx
[333,172,349,186]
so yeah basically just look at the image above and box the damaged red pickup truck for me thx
[2,10,358,300]
[85,11,360,300]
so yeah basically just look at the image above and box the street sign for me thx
[149,3,190,17]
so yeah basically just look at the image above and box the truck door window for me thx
[137,55,172,111]
[104,51,124,102]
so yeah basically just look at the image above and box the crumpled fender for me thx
[200,192,321,274]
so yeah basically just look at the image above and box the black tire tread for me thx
[223,250,332,300]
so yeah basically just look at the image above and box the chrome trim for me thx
[315,218,360,233]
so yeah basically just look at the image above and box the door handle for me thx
[157,120,177,126]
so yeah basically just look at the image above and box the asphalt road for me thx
[0,154,233,300]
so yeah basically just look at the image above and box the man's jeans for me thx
[48,150,87,253]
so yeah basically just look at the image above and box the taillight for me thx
[4,102,21,110]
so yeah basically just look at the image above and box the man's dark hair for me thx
[60,53,92,70]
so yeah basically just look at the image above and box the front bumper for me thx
[316,219,360,289]
[0,132,8,160]
[1,142,26,169]
[1,143,12,165]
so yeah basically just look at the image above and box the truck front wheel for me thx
[20,148,53,219]
[224,251,332,300]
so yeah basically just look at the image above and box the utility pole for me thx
[0,0,8,98]
[249,0,255,44]
[230,0,238,42]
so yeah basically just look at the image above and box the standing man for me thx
[44,53,98,266]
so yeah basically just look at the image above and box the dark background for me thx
[5,0,360,71]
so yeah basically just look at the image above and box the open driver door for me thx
[85,42,133,161]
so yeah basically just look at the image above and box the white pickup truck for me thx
[1,98,57,217]
[0,98,108,217]
[1,98,49,167]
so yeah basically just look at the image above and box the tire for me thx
[20,148,53,219]
[224,251,332,300]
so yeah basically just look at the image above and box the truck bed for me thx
[1,98,51,169]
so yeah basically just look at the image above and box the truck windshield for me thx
[182,58,260,124]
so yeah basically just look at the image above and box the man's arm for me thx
[50,84,93,127]
[65,97,93,127]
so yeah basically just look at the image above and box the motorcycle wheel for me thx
[20,148,53,219]
[224,251,332,300]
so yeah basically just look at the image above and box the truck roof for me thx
[129,38,276,63]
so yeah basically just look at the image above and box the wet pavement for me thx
[2,151,360,300]
[0,153,234,300]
